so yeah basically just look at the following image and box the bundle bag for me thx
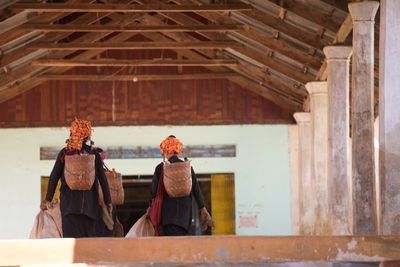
[64,154,95,190]
[163,160,192,198]
[29,200,62,239]
[125,213,155,238]
[99,167,124,205]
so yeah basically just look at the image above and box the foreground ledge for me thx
[0,236,400,265]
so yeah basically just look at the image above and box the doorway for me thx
[118,173,235,236]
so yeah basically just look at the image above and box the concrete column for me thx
[306,81,328,235]
[293,112,314,235]
[324,46,352,235]
[288,125,300,235]
[348,1,379,235]
[379,0,400,235]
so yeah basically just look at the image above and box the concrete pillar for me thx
[288,125,300,235]
[324,46,352,235]
[293,112,314,235]
[379,0,400,235]
[306,81,328,235]
[348,1,379,235]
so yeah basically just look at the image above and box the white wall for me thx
[0,125,291,239]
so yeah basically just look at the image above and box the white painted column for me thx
[306,81,328,235]
[348,1,379,235]
[293,112,314,235]
[324,46,352,235]
[379,0,400,235]
[288,125,300,235]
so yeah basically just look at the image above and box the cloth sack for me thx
[125,213,154,238]
[29,201,63,238]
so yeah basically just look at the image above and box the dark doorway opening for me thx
[117,174,212,235]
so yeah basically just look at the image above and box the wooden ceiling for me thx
[0,0,369,113]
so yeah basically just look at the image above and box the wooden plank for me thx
[32,59,238,67]
[234,29,322,70]
[0,11,148,101]
[137,10,304,110]
[0,10,115,69]
[230,64,306,100]
[240,9,329,51]
[320,0,349,12]
[40,73,238,81]
[28,41,240,50]
[235,46,313,84]
[266,0,342,33]
[0,0,92,47]
[316,14,352,80]
[229,76,302,112]
[10,3,252,13]
[21,23,246,32]
[141,5,312,84]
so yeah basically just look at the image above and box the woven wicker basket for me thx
[99,169,124,205]
[64,154,95,190]
[163,161,192,198]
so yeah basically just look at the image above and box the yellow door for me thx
[211,174,235,235]
[41,177,61,202]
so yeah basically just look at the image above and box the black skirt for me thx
[62,214,96,238]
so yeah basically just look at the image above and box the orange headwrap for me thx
[160,135,183,156]
[67,118,92,151]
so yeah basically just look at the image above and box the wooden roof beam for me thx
[134,16,303,111]
[0,7,147,98]
[142,4,313,85]
[0,0,94,47]
[316,14,352,80]
[167,0,321,71]
[319,0,349,13]
[265,0,342,33]
[32,59,238,67]
[40,72,238,81]
[10,3,252,13]
[237,9,329,51]
[21,23,246,33]
[28,41,240,50]
[0,10,114,69]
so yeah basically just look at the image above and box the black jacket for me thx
[45,144,112,220]
[150,155,205,230]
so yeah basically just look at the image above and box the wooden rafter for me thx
[10,3,252,13]
[316,14,352,80]
[0,2,144,70]
[266,0,342,33]
[135,14,302,111]
[319,0,348,12]
[0,0,93,47]
[28,41,240,50]
[0,6,147,99]
[144,3,312,86]
[41,73,238,81]
[239,9,329,51]
[21,23,245,32]
[0,0,302,112]
[32,59,238,67]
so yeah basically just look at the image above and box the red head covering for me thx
[160,135,183,156]
[66,118,92,151]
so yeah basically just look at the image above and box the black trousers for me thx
[163,224,188,236]
[62,214,96,238]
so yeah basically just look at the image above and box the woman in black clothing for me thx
[40,118,112,238]
[150,135,212,236]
